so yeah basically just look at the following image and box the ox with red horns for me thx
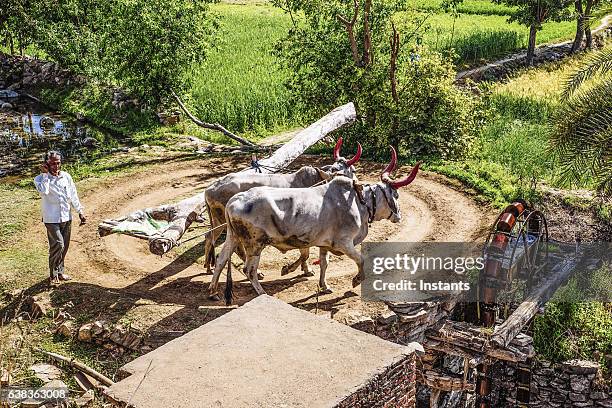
[203,137,362,280]
[208,147,421,304]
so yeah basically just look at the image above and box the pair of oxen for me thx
[203,138,421,304]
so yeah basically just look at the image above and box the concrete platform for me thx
[105,295,419,408]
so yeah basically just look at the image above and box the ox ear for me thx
[316,168,332,181]
[353,179,364,195]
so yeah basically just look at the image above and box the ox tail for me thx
[205,204,217,268]
[223,217,237,306]
[224,258,233,306]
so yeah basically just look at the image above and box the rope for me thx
[250,159,290,174]
[177,223,227,246]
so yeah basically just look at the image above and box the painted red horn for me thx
[390,161,422,189]
[333,137,343,161]
[346,142,362,167]
[381,146,398,181]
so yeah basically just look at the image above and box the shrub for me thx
[275,0,478,160]
[534,301,612,363]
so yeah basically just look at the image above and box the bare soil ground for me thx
[22,154,497,341]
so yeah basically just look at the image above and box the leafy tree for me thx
[102,0,218,106]
[550,45,612,196]
[493,0,572,65]
[571,0,611,52]
[0,0,36,55]
[274,0,478,159]
[3,0,217,106]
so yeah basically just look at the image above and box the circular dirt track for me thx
[39,154,496,327]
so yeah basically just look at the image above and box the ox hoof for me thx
[280,265,290,276]
[208,294,221,301]
[303,269,315,277]
[351,275,363,288]
[257,272,265,280]
[320,287,333,294]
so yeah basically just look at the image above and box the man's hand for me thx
[41,163,49,173]
[79,213,87,226]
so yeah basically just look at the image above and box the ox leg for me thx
[336,243,364,288]
[300,248,315,277]
[281,248,313,277]
[235,244,264,280]
[208,233,236,301]
[318,248,332,294]
[204,216,225,275]
[244,255,266,296]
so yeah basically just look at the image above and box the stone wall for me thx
[494,359,610,408]
[0,52,84,91]
[0,52,138,111]
[336,354,417,408]
[334,300,455,345]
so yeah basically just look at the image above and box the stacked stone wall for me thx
[336,354,417,408]
[494,359,610,408]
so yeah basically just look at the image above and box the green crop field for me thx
[405,7,578,66]
[413,0,516,15]
[187,0,582,136]
[189,3,297,136]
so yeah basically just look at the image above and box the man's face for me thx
[47,156,61,176]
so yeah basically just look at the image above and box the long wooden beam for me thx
[491,256,578,347]
[419,370,476,392]
[425,320,534,363]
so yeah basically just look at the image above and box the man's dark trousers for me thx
[45,221,71,278]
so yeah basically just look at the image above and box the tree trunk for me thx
[584,0,596,48]
[18,32,24,56]
[585,27,593,48]
[571,0,585,53]
[526,25,537,66]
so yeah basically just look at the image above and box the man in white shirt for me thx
[33,151,87,285]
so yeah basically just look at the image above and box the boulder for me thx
[55,320,75,338]
[0,89,19,98]
[78,323,94,342]
[30,363,62,382]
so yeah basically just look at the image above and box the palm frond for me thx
[562,46,612,97]
[551,77,612,195]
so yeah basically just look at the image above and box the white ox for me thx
[203,138,362,277]
[208,147,421,303]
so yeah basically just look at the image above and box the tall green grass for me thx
[434,54,604,206]
[189,3,299,136]
[445,30,524,64]
[398,11,580,67]
[413,0,517,16]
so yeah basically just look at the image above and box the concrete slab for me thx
[105,295,418,408]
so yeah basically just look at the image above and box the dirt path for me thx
[30,154,496,333]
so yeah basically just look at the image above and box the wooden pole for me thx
[491,257,578,348]
[242,102,357,174]
[38,349,114,387]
